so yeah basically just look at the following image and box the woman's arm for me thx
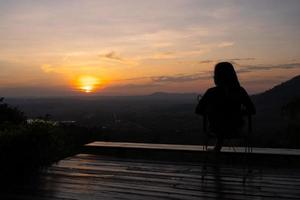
[241,87,256,115]
[195,89,210,115]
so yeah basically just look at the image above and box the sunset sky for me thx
[0,0,299,96]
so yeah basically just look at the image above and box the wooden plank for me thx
[53,157,300,183]
[41,169,300,198]
[83,142,300,167]
[86,142,300,156]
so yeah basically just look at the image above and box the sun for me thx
[77,76,100,93]
[81,85,93,93]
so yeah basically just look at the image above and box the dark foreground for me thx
[1,142,300,200]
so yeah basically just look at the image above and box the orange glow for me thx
[76,76,101,93]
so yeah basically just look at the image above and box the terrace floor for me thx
[1,142,300,200]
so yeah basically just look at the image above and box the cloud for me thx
[115,62,299,85]
[103,83,161,90]
[198,60,214,64]
[240,63,300,72]
[126,28,211,46]
[41,64,55,73]
[242,77,287,85]
[230,58,256,61]
[112,71,212,85]
[40,64,72,75]
[100,83,162,95]
[151,42,173,48]
[99,51,124,61]
[151,72,211,83]
[218,41,234,48]
[150,52,176,59]
[198,57,256,64]
[98,51,138,66]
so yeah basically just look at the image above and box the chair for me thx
[200,112,254,185]
[202,114,253,153]
[196,91,255,183]
[197,93,253,152]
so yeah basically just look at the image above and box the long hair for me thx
[214,62,240,88]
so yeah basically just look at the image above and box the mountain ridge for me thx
[253,75,300,108]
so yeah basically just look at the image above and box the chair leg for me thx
[226,140,237,152]
[243,134,254,184]
[202,135,209,181]
[203,135,208,151]
[230,141,237,152]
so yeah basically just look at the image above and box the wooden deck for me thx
[1,142,300,199]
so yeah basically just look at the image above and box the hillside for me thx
[253,75,300,108]
[250,75,300,147]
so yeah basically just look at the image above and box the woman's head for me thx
[214,62,240,87]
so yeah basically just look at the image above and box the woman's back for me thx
[198,86,255,137]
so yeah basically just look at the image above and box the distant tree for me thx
[0,97,26,125]
[282,98,300,147]
[282,98,300,120]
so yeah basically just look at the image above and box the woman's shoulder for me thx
[203,86,248,96]
[201,87,222,100]
[236,86,251,99]
[237,86,248,94]
[206,86,218,93]
[238,86,246,91]
[203,87,218,95]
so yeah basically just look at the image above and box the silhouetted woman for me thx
[196,62,255,152]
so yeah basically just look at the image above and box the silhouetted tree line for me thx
[0,97,26,127]
[0,98,96,181]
